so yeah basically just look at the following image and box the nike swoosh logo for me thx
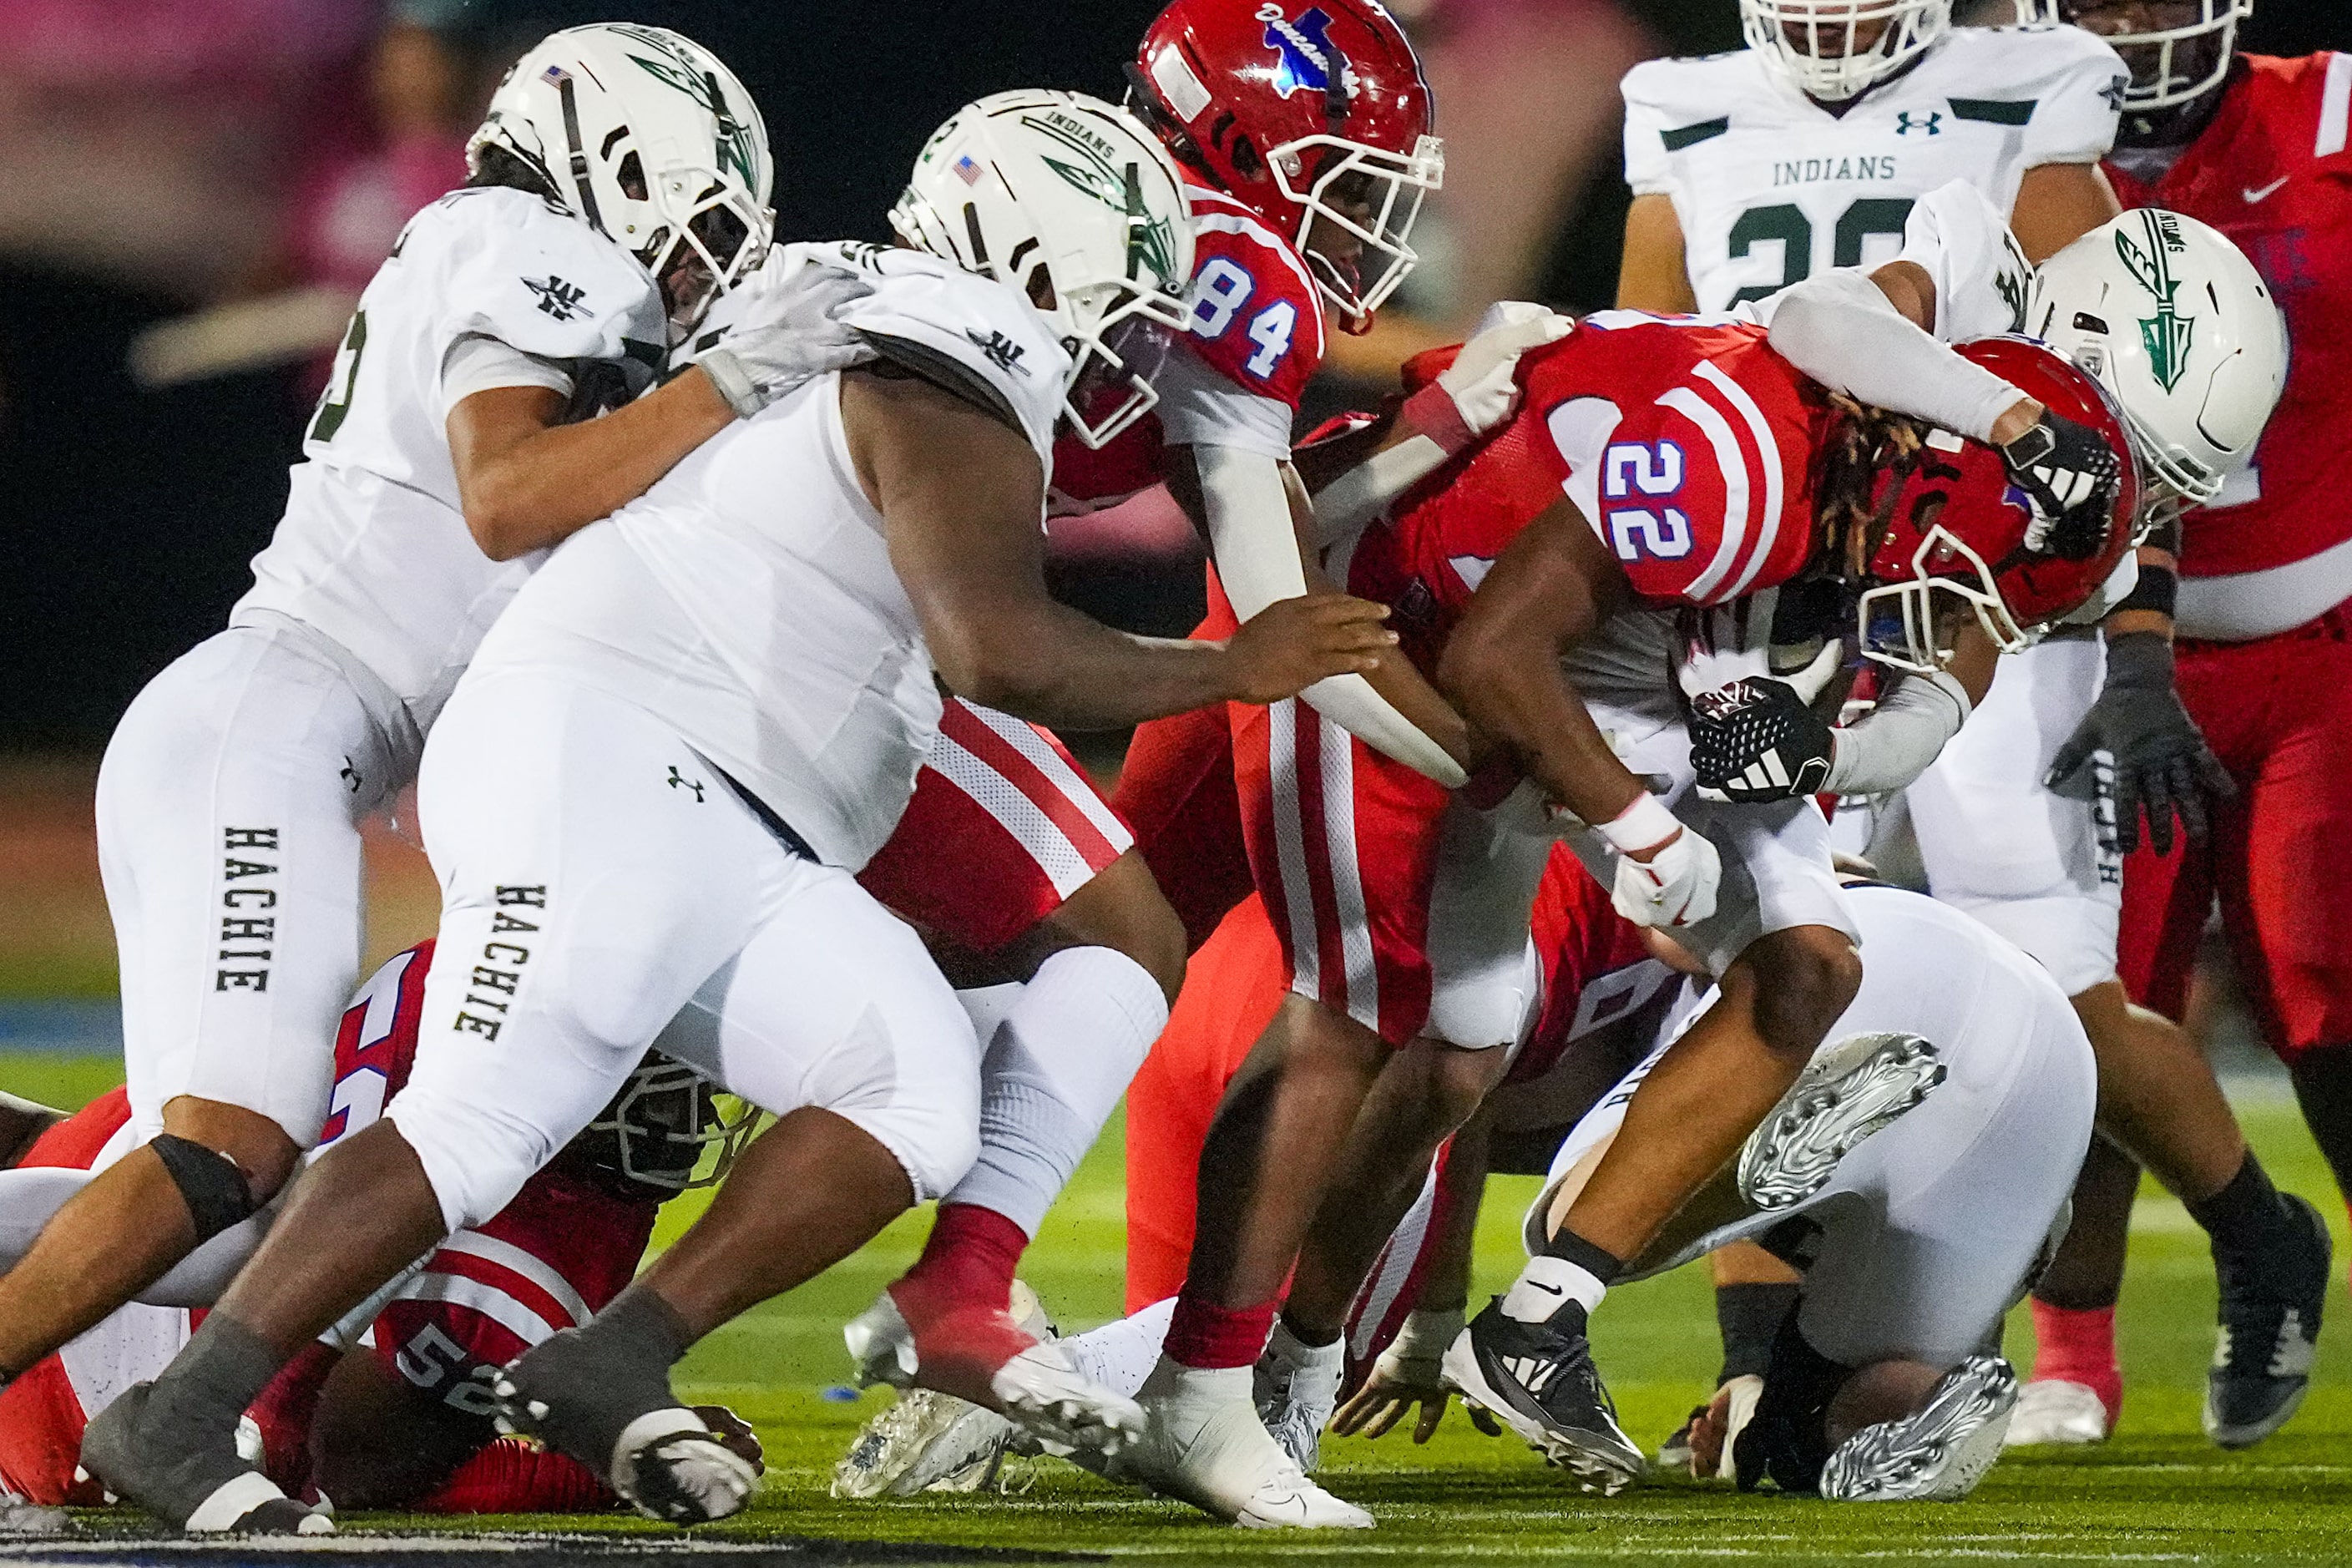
[2244,176,2289,204]
[1528,1281,1564,1296]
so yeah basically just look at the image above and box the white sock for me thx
[944,946,1170,1235]
[1501,1254,1608,1322]
[1065,1296,1179,1400]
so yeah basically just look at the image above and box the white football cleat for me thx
[833,1388,1018,1499]
[1115,1360,1372,1529]
[609,1409,761,1525]
[1739,1031,1945,1210]
[2002,1378,2112,1447]
[842,1280,1141,1470]
[1818,1356,2018,1503]
[1254,1319,1344,1473]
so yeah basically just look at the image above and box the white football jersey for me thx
[233,185,666,734]
[470,242,1068,870]
[1624,24,2127,311]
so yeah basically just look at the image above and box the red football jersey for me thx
[2107,54,2352,579]
[0,1090,190,1507]
[1049,177,1328,515]
[251,943,657,1507]
[1510,849,1685,1087]
[1348,313,1832,667]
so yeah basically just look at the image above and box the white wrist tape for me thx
[1596,791,1682,856]
[1823,667,1972,796]
[1389,1306,1466,1363]
[1767,268,2027,443]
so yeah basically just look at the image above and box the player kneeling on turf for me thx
[1452,883,2096,1501]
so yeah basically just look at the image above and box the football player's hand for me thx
[2000,408,2122,561]
[691,1404,766,1474]
[1222,593,1398,704]
[1422,301,1574,447]
[1331,1308,1464,1444]
[1611,822,1720,928]
[699,260,876,418]
[2045,630,2233,855]
[1688,677,1838,803]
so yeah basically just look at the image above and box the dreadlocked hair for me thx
[1812,392,1932,582]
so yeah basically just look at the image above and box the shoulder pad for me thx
[831,247,1067,460]
[433,187,668,369]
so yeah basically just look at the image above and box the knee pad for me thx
[1733,1310,1855,1496]
[149,1134,257,1243]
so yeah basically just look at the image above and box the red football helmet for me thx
[1132,0,1443,327]
[1856,336,2139,674]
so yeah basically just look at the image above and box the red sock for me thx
[890,1202,1030,1323]
[886,1204,1035,1398]
[2030,1299,2122,1426]
[1162,1293,1282,1371]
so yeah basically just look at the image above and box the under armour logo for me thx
[525,276,589,321]
[2100,73,2130,112]
[964,329,1032,377]
[340,756,362,793]
[667,766,706,802]
[1894,111,1942,137]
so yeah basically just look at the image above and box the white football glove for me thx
[1411,301,1574,451]
[1598,794,1720,929]
[699,260,877,419]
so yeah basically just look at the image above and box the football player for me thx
[1441,882,2094,1505]
[1107,238,2134,1515]
[0,945,756,1516]
[830,0,1569,1486]
[78,90,1399,1535]
[2006,0,2350,1453]
[1612,0,2314,1457]
[0,25,867,1403]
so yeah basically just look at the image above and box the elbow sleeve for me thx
[1768,270,2025,443]
[1825,667,1972,797]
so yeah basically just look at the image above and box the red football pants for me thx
[2120,609,2352,1060]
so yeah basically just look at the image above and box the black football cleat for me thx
[1441,1297,1645,1494]
[2205,1192,2331,1449]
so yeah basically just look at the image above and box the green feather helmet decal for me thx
[607,23,761,194]
[2116,210,2195,394]
[1020,109,1181,293]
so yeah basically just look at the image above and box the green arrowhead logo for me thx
[607,24,760,195]
[1022,112,1180,294]
[2115,212,2194,393]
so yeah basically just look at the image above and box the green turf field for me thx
[13,1055,2352,1564]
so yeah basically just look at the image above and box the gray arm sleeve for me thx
[1825,667,1974,796]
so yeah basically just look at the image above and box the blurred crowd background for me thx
[0,0,2342,1039]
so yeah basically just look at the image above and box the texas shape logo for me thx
[1259,4,1354,103]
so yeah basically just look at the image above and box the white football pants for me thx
[97,619,416,1146]
[387,670,981,1233]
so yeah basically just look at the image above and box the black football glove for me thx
[1690,677,1838,803]
[2000,409,2122,561]
[2045,630,2234,855]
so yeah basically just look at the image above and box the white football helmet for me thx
[2027,208,2288,508]
[891,89,1194,449]
[1741,0,1954,102]
[470,23,773,335]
